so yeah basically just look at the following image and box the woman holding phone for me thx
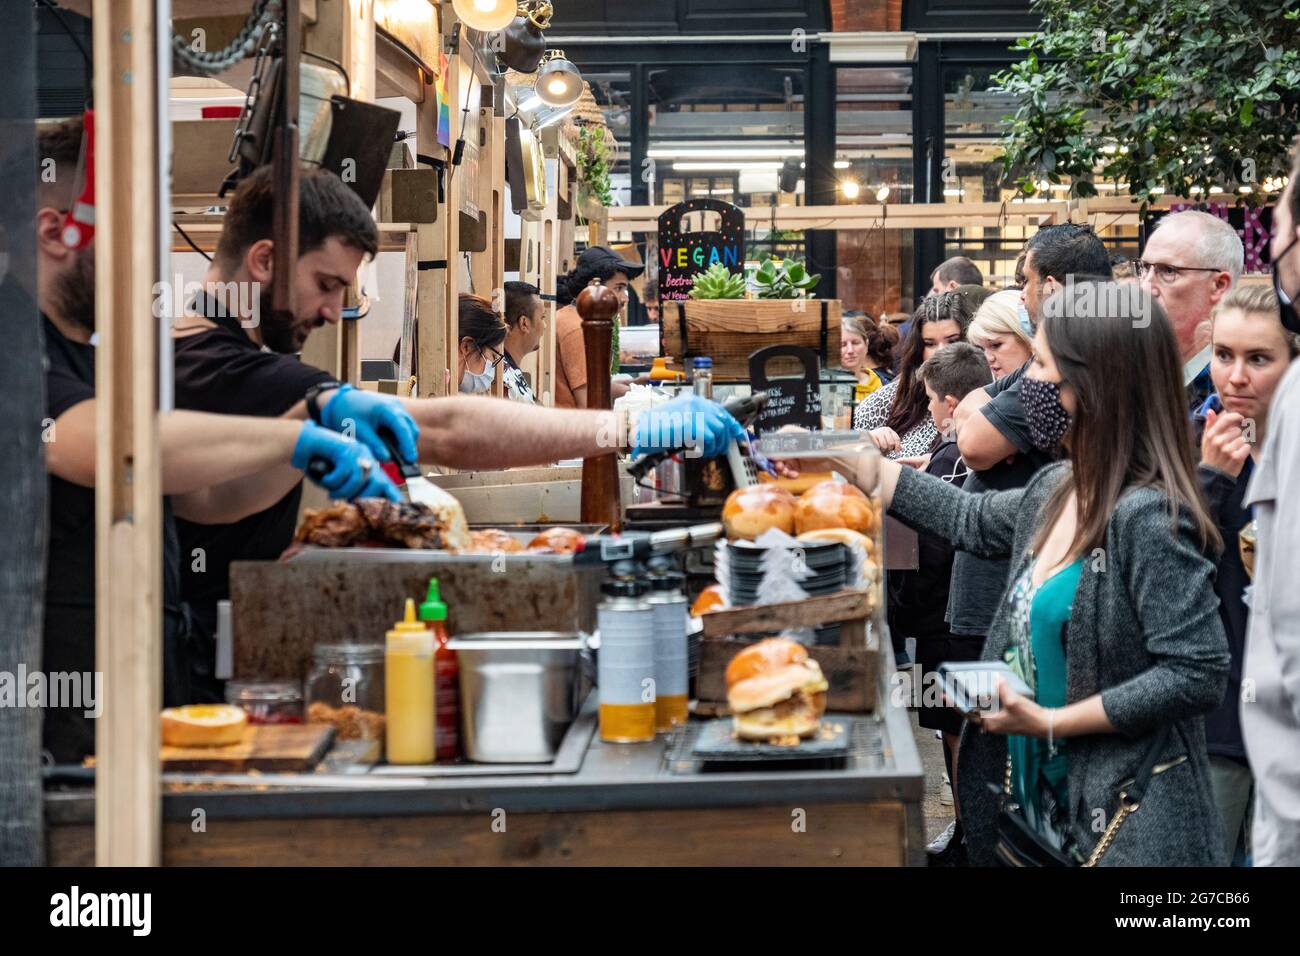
[793,282,1229,866]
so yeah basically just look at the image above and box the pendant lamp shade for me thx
[452,0,517,32]
[536,50,582,107]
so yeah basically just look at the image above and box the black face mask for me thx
[1020,375,1073,450]
[1272,234,1300,335]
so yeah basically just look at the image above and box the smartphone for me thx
[937,661,1034,715]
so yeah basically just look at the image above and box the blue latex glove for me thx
[293,421,402,502]
[631,394,747,459]
[319,383,420,464]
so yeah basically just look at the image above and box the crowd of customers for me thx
[830,155,1300,866]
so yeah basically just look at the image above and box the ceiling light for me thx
[452,0,517,32]
[673,161,783,171]
[834,160,851,170]
[840,179,861,200]
[536,50,582,107]
[646,145,803,160]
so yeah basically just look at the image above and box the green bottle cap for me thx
[419,577,447,622]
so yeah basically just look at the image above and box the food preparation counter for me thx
[43,669,925,866]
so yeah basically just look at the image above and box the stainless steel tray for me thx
[368,693,597,777]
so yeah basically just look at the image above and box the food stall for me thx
[37,0,936,867]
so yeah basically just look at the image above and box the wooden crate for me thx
[661,299,843,380]
[697,589,879,713]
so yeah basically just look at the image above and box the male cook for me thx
[172,165,743,683]
[29,117,397,761]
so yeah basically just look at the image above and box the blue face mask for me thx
[1017,303,1035,338]
[460,360,497,394]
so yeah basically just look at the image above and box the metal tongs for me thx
[627,390,772,482]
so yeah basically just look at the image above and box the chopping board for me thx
[160,723,337,772]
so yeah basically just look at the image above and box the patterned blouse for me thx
[852,378,938,459]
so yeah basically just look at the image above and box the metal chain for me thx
[172,0,282,76]
[1083,794,1136,867]
[226,21,278,164]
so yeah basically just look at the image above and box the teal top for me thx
[1003,557,1084,851]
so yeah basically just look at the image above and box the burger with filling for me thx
[726,637,828,741]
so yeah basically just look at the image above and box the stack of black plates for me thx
[726,541,848,607]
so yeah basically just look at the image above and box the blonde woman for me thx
[1195,283,1300,862]
[967,288,1034,380]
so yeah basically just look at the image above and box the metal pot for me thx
[446,632,587,763]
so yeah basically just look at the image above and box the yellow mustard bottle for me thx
[384,598,435,764]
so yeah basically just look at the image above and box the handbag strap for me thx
[1084,724,1174,867]
[1124,724,1172,804]
[997,725,1174,865]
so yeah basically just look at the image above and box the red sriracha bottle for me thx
[419,577,459,761]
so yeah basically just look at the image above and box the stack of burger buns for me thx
[725,637,828,741]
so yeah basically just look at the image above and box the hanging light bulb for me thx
[840,179,861,200]
[452,0,518,32]
[536,49,583,106]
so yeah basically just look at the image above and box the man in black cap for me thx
[552,246,644,408]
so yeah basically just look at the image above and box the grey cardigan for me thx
[890,462,1230,866]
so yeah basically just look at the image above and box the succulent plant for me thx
[688,262,748,300]
[753,257,820,299]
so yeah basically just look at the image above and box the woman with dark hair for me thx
[553,246,644,407]
[458,293,508,394]
[791,283,1230,866]
[852,291,971,458]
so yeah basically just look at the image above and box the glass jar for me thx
[304,643,386,742]
[225,680,303,725]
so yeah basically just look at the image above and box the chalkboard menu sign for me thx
[749,345,822,433]
[656,197,746,301]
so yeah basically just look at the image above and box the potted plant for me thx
[576,125,613,219]
[661,258,841,379]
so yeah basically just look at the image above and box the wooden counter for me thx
[44,665,925,867]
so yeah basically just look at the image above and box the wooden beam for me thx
[410,6,450,398]
[298,0,375,387]
[270,0,301,331]
[61,0,317,17]
[606,201,1076,234]
[92,0,162,868]
[376,29,427,103]
[170,220,416,253]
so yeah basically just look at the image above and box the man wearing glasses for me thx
[1137,209,1244,412]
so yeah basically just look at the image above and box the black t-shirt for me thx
[946,362,1057,636]
[172,315,333,665]
[43,316,188,762]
